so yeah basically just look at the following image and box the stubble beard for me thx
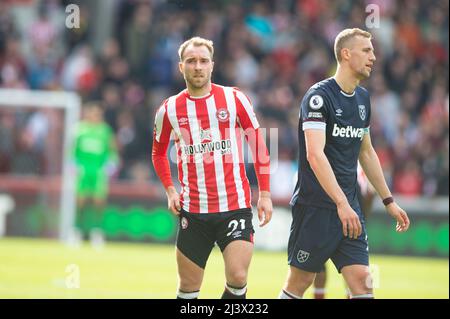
[356,68,370,81]
[186,75,210,90]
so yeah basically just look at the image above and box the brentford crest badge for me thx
[181,217,188,230]
[216,108,229,122]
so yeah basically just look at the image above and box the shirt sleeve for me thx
[234,88,260,130]
[301,90,329,131]
[233,88,269,191]
[152,101,174,189]
[154,100,172,143]
[152,135,173,189]
[245,128,270,192]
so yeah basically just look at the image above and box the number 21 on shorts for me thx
[226,219,246,236]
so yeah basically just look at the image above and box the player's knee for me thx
[286,275,314,297]
[227,269,248,287]
[351,272,373,294]
[179,273,202,291]
[288,269,315,289]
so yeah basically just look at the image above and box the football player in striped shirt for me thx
[152,37,273,299]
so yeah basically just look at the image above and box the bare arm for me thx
[305,129,362,238]
[359,133,410,232]
[358,134,391,199]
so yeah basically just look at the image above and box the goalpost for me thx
[0,88,81,242]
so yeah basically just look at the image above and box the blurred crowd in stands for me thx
[0,0,448,200]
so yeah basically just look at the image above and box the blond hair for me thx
[178,36,214,61]
[334,28,372,62]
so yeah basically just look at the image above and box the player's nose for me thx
[194,61,203,69]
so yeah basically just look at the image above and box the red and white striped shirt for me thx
[152,84,270,214]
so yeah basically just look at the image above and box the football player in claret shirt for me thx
[152,37,273,299]
[279,28,410,300]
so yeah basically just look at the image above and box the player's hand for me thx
[166,186,181,216]
[105,161,119,177]
[386,202,410,232]
[337,201,362,239]
[257,191,273,227]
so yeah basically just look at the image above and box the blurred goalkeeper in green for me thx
[73,101,118,243]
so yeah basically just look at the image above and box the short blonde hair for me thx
[334,28,372,62]
[178,36,214,61]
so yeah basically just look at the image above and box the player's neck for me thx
[334,67,359,95]
[186,82,212,98]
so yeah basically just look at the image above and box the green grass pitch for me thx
[0,237,447,299]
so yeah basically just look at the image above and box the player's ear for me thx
[341,47,351,62]
[178,61,183,75]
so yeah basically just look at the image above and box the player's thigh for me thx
[77,170,98,198]
[222,240,253,283]
[286,265,317,287]
[288,204,341,273]
[176,248,205,290]
[92,170,108,200]
[216,209,254,283]
[176,210,216,270]
[76,170,89,197]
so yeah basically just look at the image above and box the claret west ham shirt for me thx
[153,83,267,214]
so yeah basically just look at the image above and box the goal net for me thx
[0,88,81,241]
